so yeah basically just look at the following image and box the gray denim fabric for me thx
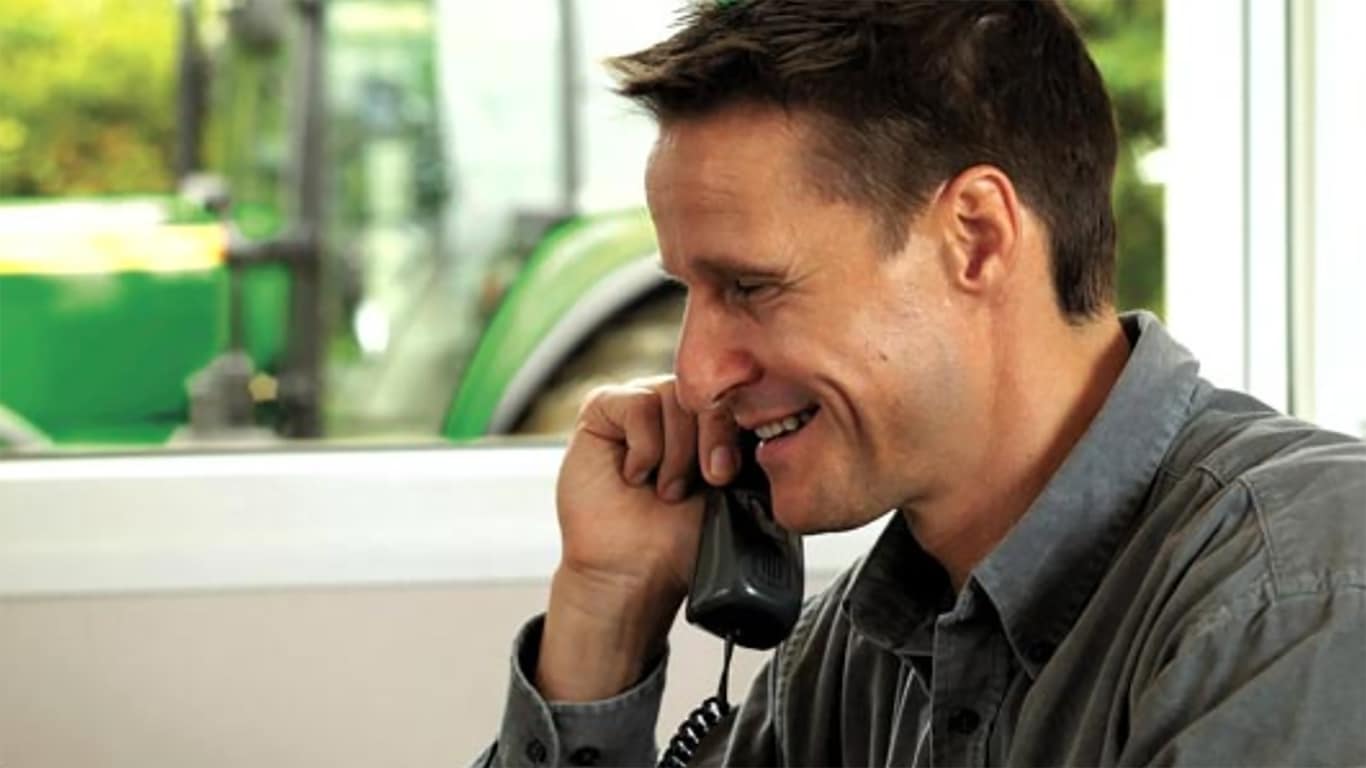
[476,312,1366,767]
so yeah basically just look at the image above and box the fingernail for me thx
[664,478,688,502]
[709,445,735,479]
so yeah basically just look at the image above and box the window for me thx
[1,0,1170,454]
[1303,0,1366,438]
[1166,0,1365,438]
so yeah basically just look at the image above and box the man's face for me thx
[648,104,985,533]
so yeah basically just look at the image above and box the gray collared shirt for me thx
[480,312,1366,766]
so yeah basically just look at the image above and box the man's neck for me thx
[904,311,1132,592]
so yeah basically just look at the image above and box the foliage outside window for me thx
[1070,0,1165,316]
[0,0,176,196]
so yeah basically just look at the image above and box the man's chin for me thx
[772,498,859,535]
[773,492,891,535]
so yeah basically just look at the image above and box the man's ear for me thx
[934,165,1021,300]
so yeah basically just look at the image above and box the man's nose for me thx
[673,300,761,414]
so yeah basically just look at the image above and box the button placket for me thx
[930,599,1010,766]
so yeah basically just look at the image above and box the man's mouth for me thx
[752,405,819,443]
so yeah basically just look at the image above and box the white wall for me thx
[0,447,871,766]
[0,582,788,767]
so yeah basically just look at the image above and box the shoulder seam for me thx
[1239,475,1286,595]
[1159,461,1231,490]
[1187,579,1366,639]
[1193,461,1230,488]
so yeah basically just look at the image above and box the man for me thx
[478,1,1366,765]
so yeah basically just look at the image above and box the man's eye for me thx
[729,280,774,301]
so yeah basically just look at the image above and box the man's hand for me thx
[536,376,738,702]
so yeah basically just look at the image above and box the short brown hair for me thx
[608,0,1119,319]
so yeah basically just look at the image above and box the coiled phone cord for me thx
[657,636,736,768]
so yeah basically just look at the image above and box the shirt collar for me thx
[841,312,1201,672]
[973,311,1201,676]
[842,512,953,658]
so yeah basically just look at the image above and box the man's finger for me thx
[580,385,664,486]
[654,379,698,502]
[695,401,740,487]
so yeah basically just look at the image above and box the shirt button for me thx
[1027,640,1053,665]
[569,746,601,766]
[948,707,982,735]
[524,738,548,764]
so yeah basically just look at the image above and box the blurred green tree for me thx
[0,0,175,197]
[1069,0,1166,316]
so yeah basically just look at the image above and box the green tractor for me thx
[0,0,682,452]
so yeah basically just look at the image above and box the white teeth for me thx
[754,409,816,441]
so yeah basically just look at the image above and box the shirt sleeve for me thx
[1120,586,1366,766]
[475,612,794,768]
[473,615,668,768]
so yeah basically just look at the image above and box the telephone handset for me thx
[660,436,805,768]
[686,433,805,649]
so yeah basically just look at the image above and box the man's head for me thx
[612,0,1119,318]
[615,1,1123,532]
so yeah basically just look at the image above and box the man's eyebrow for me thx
[659,252,785,283]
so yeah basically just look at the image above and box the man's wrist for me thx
[535,567,680,702]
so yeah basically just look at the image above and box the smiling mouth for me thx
[752,405,820,444]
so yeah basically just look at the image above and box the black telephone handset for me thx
[685,434,804,649]
[660,437,805,767]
